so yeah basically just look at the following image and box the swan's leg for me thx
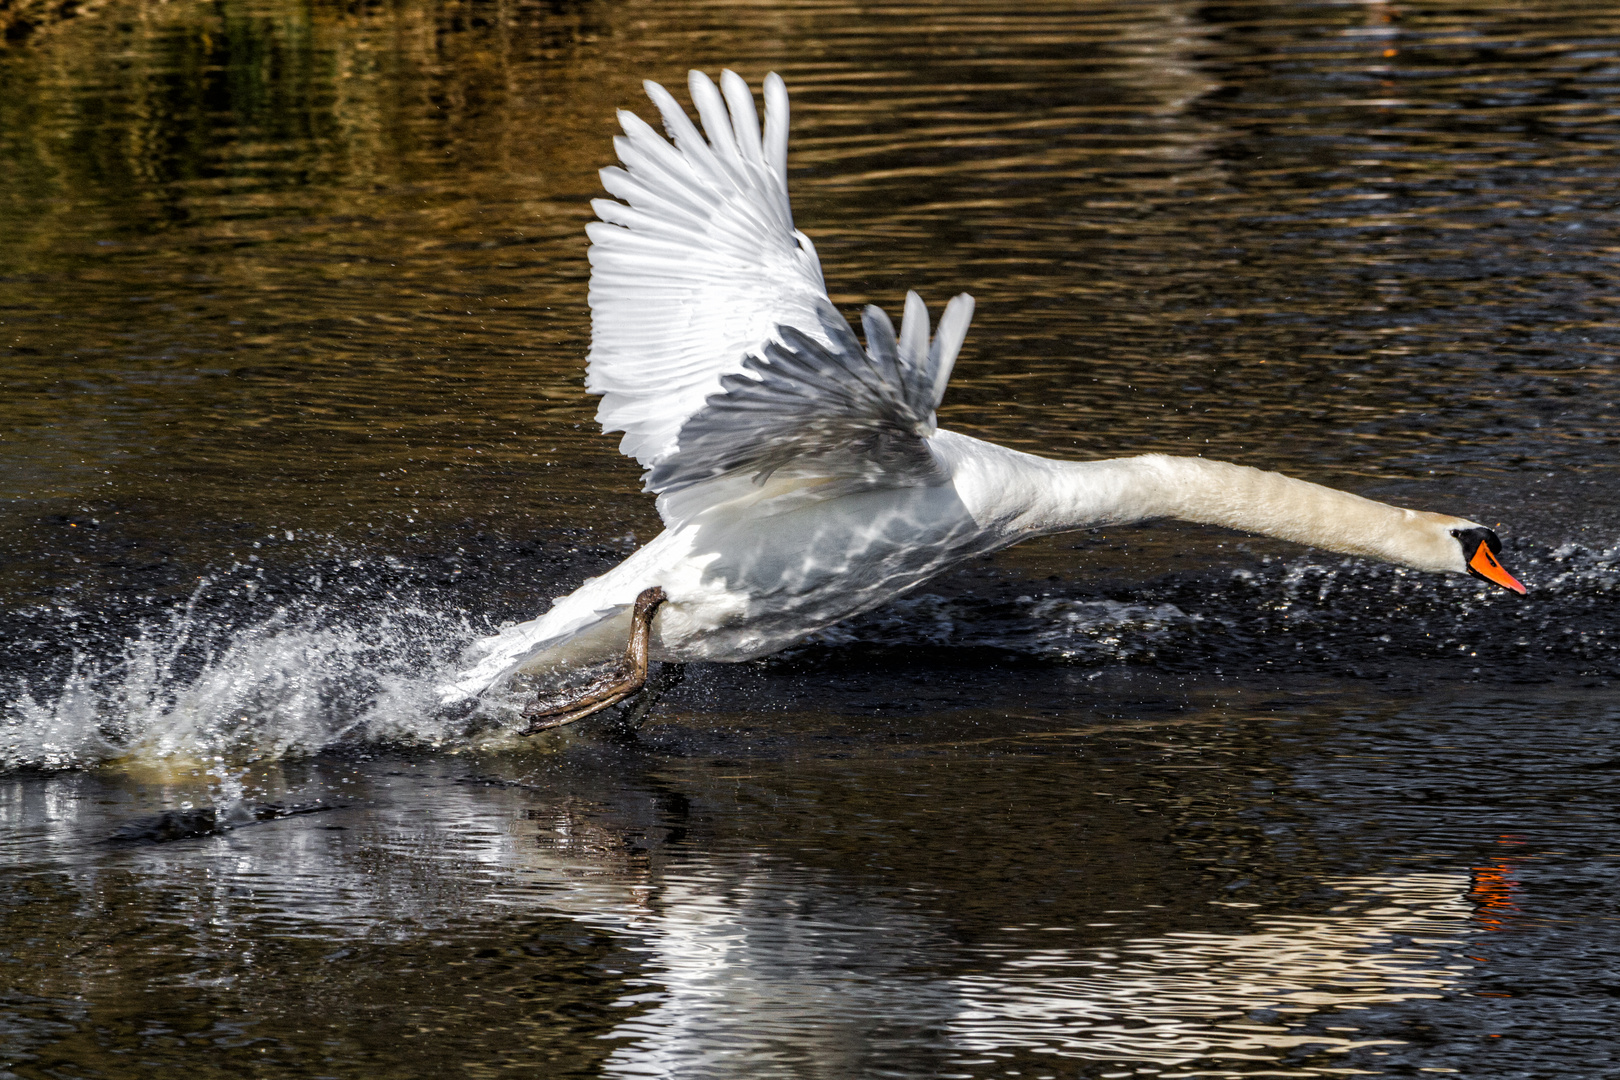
[521,587,666,734]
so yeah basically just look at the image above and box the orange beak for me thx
[1469,542,1526,594]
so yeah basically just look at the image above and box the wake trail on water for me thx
[3,538,1617,771]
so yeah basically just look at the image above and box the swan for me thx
[438,69,1525,726]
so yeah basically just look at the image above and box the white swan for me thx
[438,69,1525,722]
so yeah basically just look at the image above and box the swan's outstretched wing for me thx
[586,69,827,469]
[649,292,973,495]
[586,70,974,524]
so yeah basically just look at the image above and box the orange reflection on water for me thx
[1468,835,1526,932]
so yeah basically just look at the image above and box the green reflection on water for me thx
[1,0,1617,587]
[1,0,642,545]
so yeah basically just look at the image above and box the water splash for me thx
[798,537,1620,678]
[2,575,481,772]
[807,593,1203,661]
[7,537,1618,771]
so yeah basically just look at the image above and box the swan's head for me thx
[1396,511,1524,592]
[1448,524,1526,594]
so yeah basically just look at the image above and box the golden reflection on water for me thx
[4,0,1618,558]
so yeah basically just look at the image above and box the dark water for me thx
[3,0,1620,1076]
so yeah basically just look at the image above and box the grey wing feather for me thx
[649,294,973,496]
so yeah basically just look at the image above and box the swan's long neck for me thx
[937,433,1469,574]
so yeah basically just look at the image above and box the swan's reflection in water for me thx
[943,873,1471,1069]
[2,750,1492,1078]
[505,785,1481,1077]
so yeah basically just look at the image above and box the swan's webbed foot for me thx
[520,587,666,734]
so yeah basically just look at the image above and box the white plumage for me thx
[438,70,1521,709]
[586,71,827,475]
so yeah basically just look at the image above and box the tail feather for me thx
[436,601,624,706]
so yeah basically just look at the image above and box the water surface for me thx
[3,0,1619,1076]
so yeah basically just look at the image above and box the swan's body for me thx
[439,70,1523,708]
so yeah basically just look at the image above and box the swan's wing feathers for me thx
[586,70,979,521]
[586,70,831,468]
[647,301,952,499]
